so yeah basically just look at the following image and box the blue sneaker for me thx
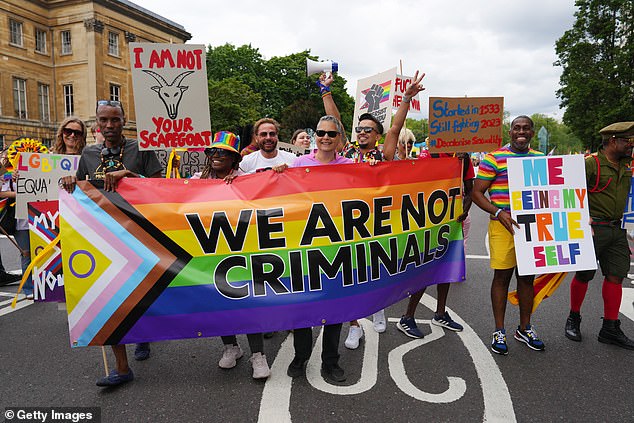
[397,316,424,339]
[134,343,151,361]
[96,369,134,387]
[514,324,545,351]
[491,329,508,355]
[432,311,464,332]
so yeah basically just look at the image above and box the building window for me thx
[13,78,27,119]
[108,32,119,56]
[35,28,47,53]
[109,84,121,102]
[38,83,50,122]
[9,19,23,47]
[63,84,74,116]
[61,30,72,55]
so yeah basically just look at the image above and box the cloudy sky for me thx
[131,0,578,120]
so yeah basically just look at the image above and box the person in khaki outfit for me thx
[564,121,634,350]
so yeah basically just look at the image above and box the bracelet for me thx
[321,91,332,98]
[494,208,502,218]
[316,80,331,95]
[403,95,412,103]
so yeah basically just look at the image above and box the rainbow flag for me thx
[61,158,465,347]
[0,198,8,216]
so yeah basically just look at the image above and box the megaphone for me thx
[306,59,339,76]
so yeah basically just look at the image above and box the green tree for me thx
[555,0,634,151]
[205,44,355,132]
[208,78,261,134]
[530,114,584,154]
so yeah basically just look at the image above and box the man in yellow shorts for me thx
[472,115,546,355]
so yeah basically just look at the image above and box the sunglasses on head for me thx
[205,147,232,157]
[355,126,376,134]
[101,146,122,157]
[96,100,124,114]
[62,128,83,137]
[315,130,339,138]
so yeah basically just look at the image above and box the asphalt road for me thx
[1,206,633,423]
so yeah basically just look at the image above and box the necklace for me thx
[95,141,126,179]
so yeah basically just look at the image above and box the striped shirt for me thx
[477,146,544,211]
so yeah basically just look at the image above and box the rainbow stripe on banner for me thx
[60,158,465,347]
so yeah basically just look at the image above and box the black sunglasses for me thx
[101,146,122,157]
[96,100,125,114]
[355,126,376,134]
[62,128,83,137]
[315,130,339,138]
[258,131,278,138]
[205,147,232,158]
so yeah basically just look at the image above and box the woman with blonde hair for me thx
[52,116,87,154]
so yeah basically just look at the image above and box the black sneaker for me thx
[287,357,307,378]
[0,271,22,287]
[565,312,582,342]
[321,363,346,383]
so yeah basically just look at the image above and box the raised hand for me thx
[365,84,384,112]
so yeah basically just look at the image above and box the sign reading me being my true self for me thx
[507,155,597,276]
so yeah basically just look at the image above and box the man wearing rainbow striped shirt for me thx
[472,115,546,355]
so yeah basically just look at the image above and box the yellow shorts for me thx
[488,219,517,269]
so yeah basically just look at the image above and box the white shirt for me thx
[238,149,297,175]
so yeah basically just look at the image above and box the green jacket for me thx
[585,149,632,221]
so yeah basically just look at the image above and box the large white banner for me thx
[130,43,212,151]
[15,153,79,219]
[351,68,396,142]
[508,154,597,275]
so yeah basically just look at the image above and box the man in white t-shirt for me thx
[239,118,296,174]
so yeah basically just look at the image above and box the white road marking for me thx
[466,255,490,260]
[258,294,516,423]
[419,294,516,423]
[0,294,32,316]
[388,318,467,403]
[258,334,294,423]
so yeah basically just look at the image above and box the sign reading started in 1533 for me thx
[428,97,504,154]
[130,43,212,151]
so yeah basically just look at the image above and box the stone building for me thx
[0,0,191,147]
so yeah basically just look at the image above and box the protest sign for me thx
[623,177,634,234]
[392,74,421,113]
[428,97,504,154]
[508,155,597,275]
[278,142,310,157]
[130,43,212,150]
[29,200,64,302]
[60,159,465,347]
[351,68,397,142]
[15,153,79,219]
[154,149,207,178]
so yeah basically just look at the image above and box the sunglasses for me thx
[258,131,278,138]
[62,128,83,137]
[315,130,339,138]
[355,126,376,134]
[96,100,125,114]
[205,148,232,158]
[101,146,122,157]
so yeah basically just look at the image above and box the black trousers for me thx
[293,323,342,367]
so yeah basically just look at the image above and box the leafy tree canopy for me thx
[555,0,634,151]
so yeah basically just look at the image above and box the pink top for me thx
[292,151,353,167]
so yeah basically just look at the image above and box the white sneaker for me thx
[218,344,243,369]
[344,325,364,349]
[250,352,271,379]
[373,309,387,333]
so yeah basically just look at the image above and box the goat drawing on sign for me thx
[142,70,194,119]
